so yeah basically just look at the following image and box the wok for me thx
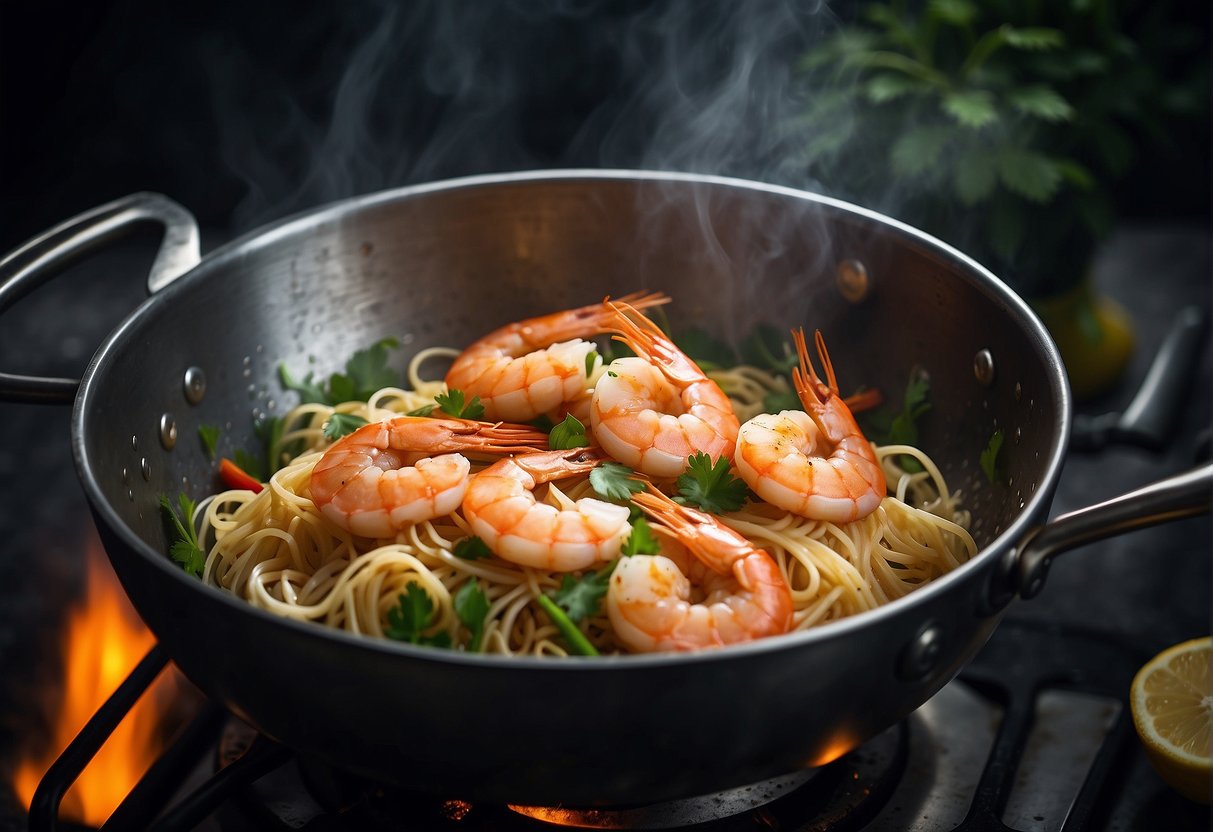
[1,170,1209,807]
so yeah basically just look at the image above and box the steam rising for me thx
[206,0,839,231]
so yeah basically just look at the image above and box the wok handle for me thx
[0,192,200,405]
[1013,463,1213,599]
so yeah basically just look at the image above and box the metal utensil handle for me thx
[0,192,201,404]
[1014,462,1213,598]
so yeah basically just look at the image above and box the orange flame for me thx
[12,535,178,827]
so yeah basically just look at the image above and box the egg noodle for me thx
[198,347,977,656]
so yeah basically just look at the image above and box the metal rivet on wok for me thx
[974,349,996,386]
[140,457,151,481]
[897,621,944,682]
[159,413,178,450]
[183,366,207,405]
[836,259,871,303]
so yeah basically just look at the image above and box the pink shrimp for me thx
[461,447,632,571]
[734,329,885,523]
[589,301,740,478]
[607,488,793,653]
[309,416,548,538]
[444,292,670,423]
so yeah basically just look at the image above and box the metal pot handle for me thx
[1006,462,1213,601]
[0,192,201,404]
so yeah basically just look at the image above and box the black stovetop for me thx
[0,221,1209,830]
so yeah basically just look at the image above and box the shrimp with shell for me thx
[735,328,885,524]
[309,415,548,538]
[607,488,793,652]
[444,292,670,423]
[461,447,632,571]
[589,300,740,478]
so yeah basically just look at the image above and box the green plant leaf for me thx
[890,125,951,178]
[322,412,369,441]
[864,73,929,104]
[1007,85,1073,122]
[1001,26,1065,52]
[953,149,998,205]
[997,148,1064,203]
[928,0,976,27]
[548,413,590,450]
[942,89,999,129]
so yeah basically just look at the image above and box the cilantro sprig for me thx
[589,462,646,503]
[980,429,1006,484]
[548,414,590,450]
[385,584,451,648]
[675,453,749,514]
[159,493,205,577]
[861,367,932,472]
[453,536,493,560]
[454,579,490,653]
[539,560,619,656]
[322,412,369,441]
[198,424,220,459]
[434,388,485,420]
[621,516,660,556]
[279,338,400,406]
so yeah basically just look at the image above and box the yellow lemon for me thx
[1130,636,1212,803]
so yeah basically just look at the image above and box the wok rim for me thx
[71,168,1072,671]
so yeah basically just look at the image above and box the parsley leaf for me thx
[279,338,402,407]
[159,493,205,577]
[198,424,220,459]
[622,517,660,555]
[278,365,331,405]
[980,429,1005,484]
[585,350,599,377]
[340,337,401,400]
[589,462,646,502]
[548,413,590,450]
[551,561,617,623]
[385,584,451,647]
[454,579,490,652]
[406,404,436,417]
[323,412,369,441]
[453,536,493,560]
[861,367,931,473]
[434,388,486,420]
[675,452,749,514]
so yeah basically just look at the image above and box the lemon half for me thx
[1130,636,1212,803]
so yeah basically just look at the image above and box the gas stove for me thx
[0,223,1209,831]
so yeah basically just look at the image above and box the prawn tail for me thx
[792,328,838,408]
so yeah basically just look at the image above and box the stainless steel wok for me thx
[1,170,1208,807]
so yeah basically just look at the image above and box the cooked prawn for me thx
[444,292,670,422]
[589,301,739,477]
[607,488,793,652]
[462,447,631,571]
[735,328,885,523]
[309,416,548,538]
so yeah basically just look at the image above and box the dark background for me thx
[1,0,1208,248]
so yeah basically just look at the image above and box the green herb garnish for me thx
[621,517,660,556]
[198,424,220,459]
[406,404,436,417]
[385,584,452,648]
[589,462,646,502]
[675,452,749,514]
[453,536,493,561]
[585,350,600,377]
[454,579,490,652]
[322,412,369,441]
[551,561,618,624]
[980,428,1005,484]
[279,338,401,406]
[548,413,590,450]
[434,388,486,420]
[159,493,205,577]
